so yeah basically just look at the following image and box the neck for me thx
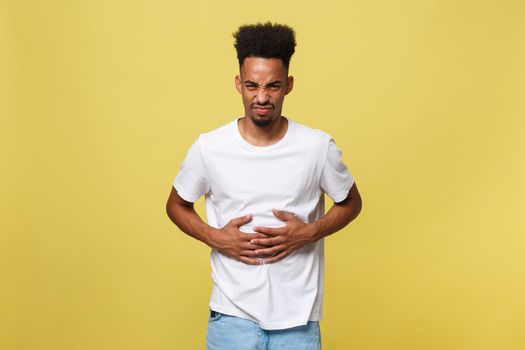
[238,116,288,147]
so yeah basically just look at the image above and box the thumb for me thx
[228,214,253,227]
[272,209,296,221]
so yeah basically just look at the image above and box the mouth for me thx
[252,105,273,115]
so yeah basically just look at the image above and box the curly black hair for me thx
[233,22,296,70]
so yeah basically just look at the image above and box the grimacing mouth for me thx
[251,103,274,109]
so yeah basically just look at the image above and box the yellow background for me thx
[2,0,524,349]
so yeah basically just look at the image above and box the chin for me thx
[250,115,274,127]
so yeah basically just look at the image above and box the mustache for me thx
[251,103,275,109]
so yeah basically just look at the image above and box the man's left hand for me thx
[251,209,318,264]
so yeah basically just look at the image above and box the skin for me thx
[234,57,294,146]
[166,56,363,265]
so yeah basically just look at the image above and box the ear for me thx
[285,76,294,95]
[235,75,242,94]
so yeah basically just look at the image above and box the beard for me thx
[250,115,273,127]
[249,103,275,127]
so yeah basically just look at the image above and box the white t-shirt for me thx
[173,117,354,330]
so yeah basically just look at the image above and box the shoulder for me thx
[195,119,237,146]
[289,119,333,147]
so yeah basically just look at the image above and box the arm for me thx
[166,186,269,265]
[311,182,362,239]
[251,182,362,263]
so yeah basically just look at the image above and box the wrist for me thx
[203,226,220,249]
[307,221,323,242]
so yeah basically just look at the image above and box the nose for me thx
[255,87,270,104]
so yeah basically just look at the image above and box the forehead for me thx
[240,57,287,81]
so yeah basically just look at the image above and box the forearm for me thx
[250,187,363,264]
[166,191,267,265]
[309,191,362,241]
[166,203,217,247]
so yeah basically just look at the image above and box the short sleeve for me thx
[320,138,355,203]
[173,137,210,203]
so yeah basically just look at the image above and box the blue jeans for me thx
[206,310,322,350]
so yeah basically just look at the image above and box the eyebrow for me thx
[243,80,283,85]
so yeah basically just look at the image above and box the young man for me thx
[166,22,362,350]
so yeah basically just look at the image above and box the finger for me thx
[239,249,259,257]
[253,226,284,236]
[249,237,283,247]
[238,256,264,265]
[262,250,290,264]
[241,242,268,250]
[228,214,253,227]
[239,240,268,250]
[254,244,286,257]
[238,232,270,241]
[242,250,275,260]
[272,209,297,221]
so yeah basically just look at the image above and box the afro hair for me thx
[233,22,296,70]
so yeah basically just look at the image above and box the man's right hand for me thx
[208,214,271,265]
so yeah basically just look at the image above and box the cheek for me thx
[242,94,252,104]
[273,94,286,105]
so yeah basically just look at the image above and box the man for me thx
[166,22,362,350]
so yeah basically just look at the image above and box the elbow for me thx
[354,196,363,218]
[166,195,181,224]
[166,201,176,223]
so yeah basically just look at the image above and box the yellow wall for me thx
[2,0,524,349]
